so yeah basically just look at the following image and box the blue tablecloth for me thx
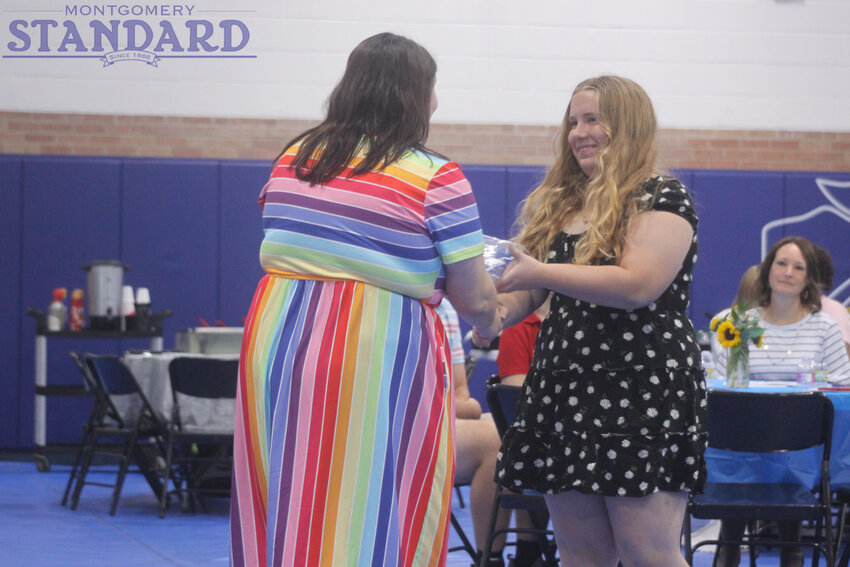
[705,383,850,490]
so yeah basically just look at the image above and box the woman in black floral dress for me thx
[477,76,707,566]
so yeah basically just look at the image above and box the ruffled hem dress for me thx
[230,145,485,566]
[496,176,708,497]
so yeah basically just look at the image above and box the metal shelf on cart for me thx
[37,329,164,339]
[27,307,172,338]
[35,384,90,397]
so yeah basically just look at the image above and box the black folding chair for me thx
[683,389,835,567]
[62,351,107,508]
[449,480,478,562]
[832,487,850,566]
[63,352,166,515]
[480,376,557,567]
[159,356,239,518]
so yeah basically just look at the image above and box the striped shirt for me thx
[434,298,465,365]
[259,143,484,304]
[714,308,850,382]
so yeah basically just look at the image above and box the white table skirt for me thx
[123,351,239,432]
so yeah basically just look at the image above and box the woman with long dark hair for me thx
[230,33,501,566]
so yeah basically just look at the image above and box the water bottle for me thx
[813,359,829,388]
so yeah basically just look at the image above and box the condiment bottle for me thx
[47,288,68,332]
[69,288,85,331]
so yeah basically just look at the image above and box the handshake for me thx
[472,304,508,348]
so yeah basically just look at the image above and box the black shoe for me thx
[713,545,741,567]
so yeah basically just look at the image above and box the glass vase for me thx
[726,344,750,388]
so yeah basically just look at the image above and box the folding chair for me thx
[63,352,166,515]
[480,376,557,567]
[449,480,478,562]
[683,389,835,567]
[159,356,239,518]
[61,351,107,508]
[832,487,850,566]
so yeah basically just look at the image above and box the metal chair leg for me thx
[62,424,93,506]
[449,511,477,561]
[70,430,99,510]
[109,435,138,515]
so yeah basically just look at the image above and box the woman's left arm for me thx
[823,320,850,377]
[498,210,693,310]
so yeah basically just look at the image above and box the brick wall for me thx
[2,111,849,171]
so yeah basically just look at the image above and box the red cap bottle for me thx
[70,288,85,331]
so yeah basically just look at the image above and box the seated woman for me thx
[714,236,850,382]
[711,236,850,567]
[435,299,523,567]
[438,298,549,567]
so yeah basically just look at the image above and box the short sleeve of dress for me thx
[649,177,698,231]
[424,161,485,265]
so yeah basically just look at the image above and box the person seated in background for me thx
[493,294,553,567]
[436,298,546,567]
[710,265,760,367]
[714,236,850,382]
[497,294,551,387]
[812,243,850,358]
[711,236,850,567]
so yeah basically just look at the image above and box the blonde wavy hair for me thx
[516,75,660,264]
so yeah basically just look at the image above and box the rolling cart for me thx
[27,308,170,471]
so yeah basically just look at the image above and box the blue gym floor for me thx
[0,456,800,566]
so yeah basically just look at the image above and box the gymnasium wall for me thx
[2,154,848,450]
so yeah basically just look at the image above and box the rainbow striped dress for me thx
[230,145,485,567]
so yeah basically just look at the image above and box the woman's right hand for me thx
[472,304,507,347]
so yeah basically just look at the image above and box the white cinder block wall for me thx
[1,0,849,131]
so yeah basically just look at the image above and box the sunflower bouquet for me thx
[710,303,764,388]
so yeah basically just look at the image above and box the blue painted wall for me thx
[2,154,848,450]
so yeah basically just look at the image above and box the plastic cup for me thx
[122,285,135,315]
[482,235,528,282]
[135,287,150,305]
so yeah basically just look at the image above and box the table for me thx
[705,382,850,490]
[123,351,239,431]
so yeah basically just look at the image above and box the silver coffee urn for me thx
[83,260,129,330]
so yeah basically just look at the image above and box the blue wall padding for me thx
[464,165,510,239]
[121,160,221,334]
[688,171,786,325]
[2,154,849,449]
[1,157,23,445]
[218,161,268,326]
[506,166,547,235]
[783,173,850,295]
